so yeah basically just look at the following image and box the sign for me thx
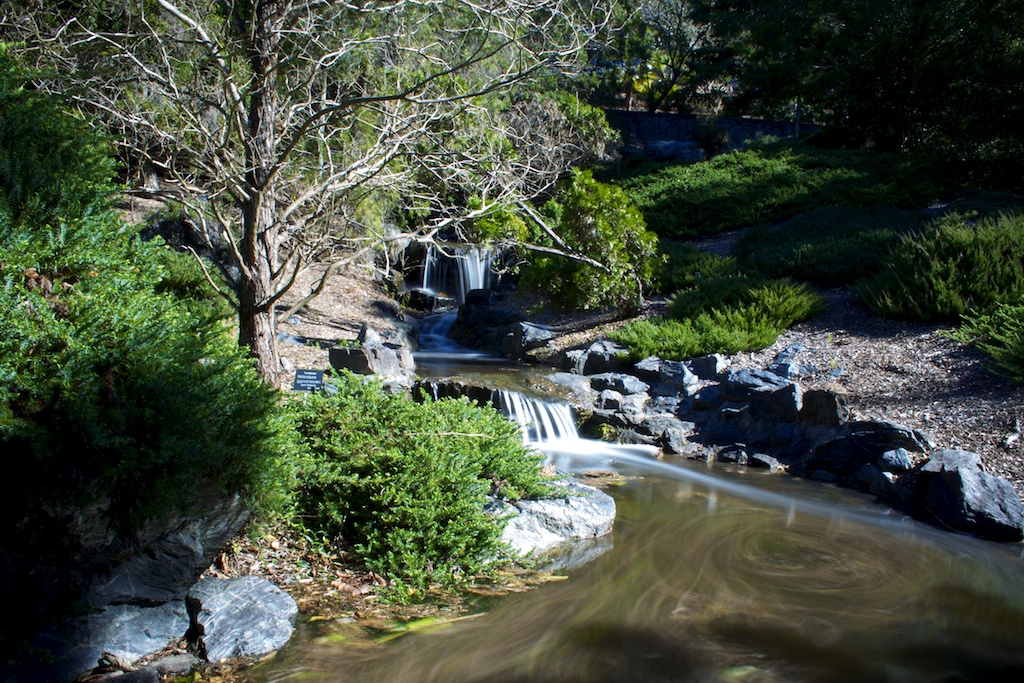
[293,369,325,392]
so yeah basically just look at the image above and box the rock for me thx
[501,479,616,556]
[748,453,784,472]
[717,445,749,465]
[186,577,298,663]
[792,420,933,480]
[150,653,201,676]
[546,372,598,411]
[21,603,190,683]
[568,340,630,375]
[914,450,1024,542]
[633,356,663,380]
[659,360,700,390]
[800,389,849,428]
[328,330,415,388]
[530,536,614,572]
[877,447,914,473]
[638,416,696,454]
[504,321,555,359]
[596,389,626,411]
[356,323,384,347]
[691,385,722,410]
[767,344,815,379]
[590,372,650,395]
[720,368,792,402]
[414,378,494,407]
[646,140,704,162]
[688,354,729,380]
[406,289,457,312]
[749,382,803,423]
[87,495,250,607]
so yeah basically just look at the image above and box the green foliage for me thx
[612,244,824,361]
[521,170,659,312]
[857,213,1024,323]
[735,207,924,287]
[611,277,823,360]
[656,240,741,294]
[606,140,943,239]
[290,374,550,595]
[151,242,235,319]
[952,300,1024,384]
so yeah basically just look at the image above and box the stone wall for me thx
[604,109,821,160]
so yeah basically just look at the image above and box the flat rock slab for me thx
[501,479,616,556]
[187,577,298,663]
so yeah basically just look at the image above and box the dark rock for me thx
[659,360,699,390]
[638,416,696,454]
[800,389,849,428]
[87,495,250,607]
[720,368,792,401]
[647,394,682,415]
[688,354,729,379]
[914,451,1024,542]
[848,420,934,453]
[878,448,914,473]
[413,379,494,407]
[187,577,298,663]
[794,419,934,480]
[717,445,749,465]
[768,360,816,379]
[810,469,841,484]
[749,453,784,472]
[406,289,457,312]
[504,321,555,359]
[93,669,160,683]
[749,383,803,423]
[691,385,722,410]
[633,356,663,380]
[590,372,650,395]
[464,288,496,306]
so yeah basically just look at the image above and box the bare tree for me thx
[2,0,610,385]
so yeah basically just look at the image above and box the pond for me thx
[257,310,1024,682]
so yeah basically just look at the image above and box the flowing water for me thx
[256,311,1024,682]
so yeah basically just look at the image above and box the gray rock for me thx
[504,321,555,359]
[187,577,298,663]
[590,372,650,395]
[150,653,201,676]
[658,360,699,389]
[638,416,696,454]
[596,389,626,411]
[768,360,815,379]
[691,385,722,410]
[793,420,934,480]
[878,448,914,473]
[545,372,597,411]
[914,452,1024,542]
[501,479,616,556]
[688,354,729,379]
[356,323,385,347]
[569,340,630,375]
[633,356,663,380]
[87,495,250,607]
[717,445,749,465]
[720,368,792,401]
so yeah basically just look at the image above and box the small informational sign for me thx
[293,369,325,392]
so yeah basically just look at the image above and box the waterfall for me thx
[418,244,497,304]
[494,390,580,445]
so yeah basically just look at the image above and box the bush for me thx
[291,374,551,595]
[1,58,296,649]
[656,241,742,294]
[605,139,944,239]
[857,212,1024,322]
[611,278,824,361]
[735,207,924,287]
[520,170,659,313]
[952,300,1024,384]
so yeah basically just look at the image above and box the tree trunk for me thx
[238,0,282,386]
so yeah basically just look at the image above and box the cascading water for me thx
[494,390,578,444]
[417,244,497,305]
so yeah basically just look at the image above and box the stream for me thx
[261,251,1024,681]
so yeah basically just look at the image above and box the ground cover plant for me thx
[290,373,552,597]
[734,206,925,287]
[857,212,1024,323]
[603,139,944,239]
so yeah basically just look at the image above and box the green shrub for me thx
[857,212,1024,322]
[656,241,742,294]
[611,279,824,361]
[1,59,296,650]
[291,374,550,595]
[605,139,944,239]
[952,299,1024,384]
[735,207,924,287]
[521,170,659,313]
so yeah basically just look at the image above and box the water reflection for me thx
[257,467,1024,683]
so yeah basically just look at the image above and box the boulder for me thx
[791,420,933,480]
[87,495,250,607]
[800,389,849,428]
[767,343,815,379]
[720,368,792,402]
[501,479,616,556]
[688,354,729,380]
[567,340,630,375]
[638,416,696,454]
[414,378,494,407]
[504,321,555,359]
[877,447,914,473]
[545,372,598,411]
[749,382,803,423]
[596,389,626,411]
[748,453,784,473]
[186,577,298,663]
[913,450,1024,542]
[590,372,650,396]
